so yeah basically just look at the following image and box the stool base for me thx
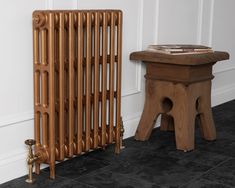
[135,79,216,151]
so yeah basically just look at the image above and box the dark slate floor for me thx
[1,100,235,188]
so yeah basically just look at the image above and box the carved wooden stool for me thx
[130,51,229,151]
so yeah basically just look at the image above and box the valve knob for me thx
[25,139,36,147]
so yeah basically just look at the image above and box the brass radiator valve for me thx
[25,139,40,184]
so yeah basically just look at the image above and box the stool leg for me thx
[198,82,216,140]
[199,111,216,140]
[135,80,161,141]
[173,105,196,151]
[160,114,174,131]
[135,106,160,141]
[172,87,196,151]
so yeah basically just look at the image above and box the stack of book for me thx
[146,44,213,55]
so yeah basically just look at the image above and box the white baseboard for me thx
[211,83,235,107]
[0,150,27,184]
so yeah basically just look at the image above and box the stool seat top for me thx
[130,51,229,66]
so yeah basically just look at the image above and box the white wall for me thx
[0,0,234,184]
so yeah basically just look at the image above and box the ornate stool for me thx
[130,51,229,151]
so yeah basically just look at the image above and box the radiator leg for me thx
[35,163,40,175]
[49,164,55,179]
[115,143,120,154]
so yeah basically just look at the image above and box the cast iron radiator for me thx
[27,10,123,180]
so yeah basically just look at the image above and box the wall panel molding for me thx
[154,0,160,44]
[73,0,78,9]
[45,0,53,9]
[208,0,215,46]
[122,0,143,97]
[76,0,80,8]
[196,0,203,44]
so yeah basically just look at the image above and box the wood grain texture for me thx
[160,114,174,131]
[132,51,229,151]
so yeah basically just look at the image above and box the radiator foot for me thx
[35,163,40,175]
[49,164,55,179]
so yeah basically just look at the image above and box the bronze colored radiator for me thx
[25,10,123,182]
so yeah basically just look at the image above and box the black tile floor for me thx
[1,100,235,188]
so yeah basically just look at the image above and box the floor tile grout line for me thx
[179,157,233,188]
